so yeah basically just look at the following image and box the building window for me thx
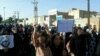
[44,18,46,21]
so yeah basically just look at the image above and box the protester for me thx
[32,24,52,56]
[95,33,100,56]
[0,23,99,56]
[65,28,93,56]
[77,24,81,29]
[12,26,23,56]
[64,32,72,56]
[84,23,89,32]
[50,27,57,35]
[50,33,64,56]
[0,28,15,56]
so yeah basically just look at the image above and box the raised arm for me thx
[31,25,39,48]
[66,40,75,56]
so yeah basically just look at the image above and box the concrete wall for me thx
[75,18,99,31]
[68,9,80,19]
[38,16,45,24]
[68,8,97,19]
[75,18,88,28]
[45,16,50,27]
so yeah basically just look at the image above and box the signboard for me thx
[56,15,63,20]
[0,35,14,49]
[57,19,74,32]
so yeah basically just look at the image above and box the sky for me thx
[0,0,100,19]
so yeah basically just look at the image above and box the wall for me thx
[38,16,45,24]
[75,18,99,31]
[68,9,80,19]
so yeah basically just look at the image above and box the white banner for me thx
[0,35,14,49]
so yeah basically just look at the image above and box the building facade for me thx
[48,9,74,26]
[68,8,97,19]
[18,8,100,30]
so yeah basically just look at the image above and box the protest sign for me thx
[57,19,74,32]
[0,35,14,49]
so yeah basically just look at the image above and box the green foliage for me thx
[8,17,14,23]
[0,15,3,23]
[3,17,14,23]
[19,19,24,22]
[3,17,26,24]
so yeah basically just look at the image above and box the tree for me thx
[19,19,24,22]
[26,18,28,20]
[8,17,13,23]
[0,15,3,23]
[3,17,14,23]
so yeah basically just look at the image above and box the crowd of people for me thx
[0,23,100,56]
[0,24,35,56]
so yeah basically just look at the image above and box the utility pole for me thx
[14,11,17,24]
[13,11,16,20]
[87,0,90,25]
[3,7,5,21]
[99,17,100,32]
[16,11,19,24]
[33,0,38,24]
[17,11,20,19]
